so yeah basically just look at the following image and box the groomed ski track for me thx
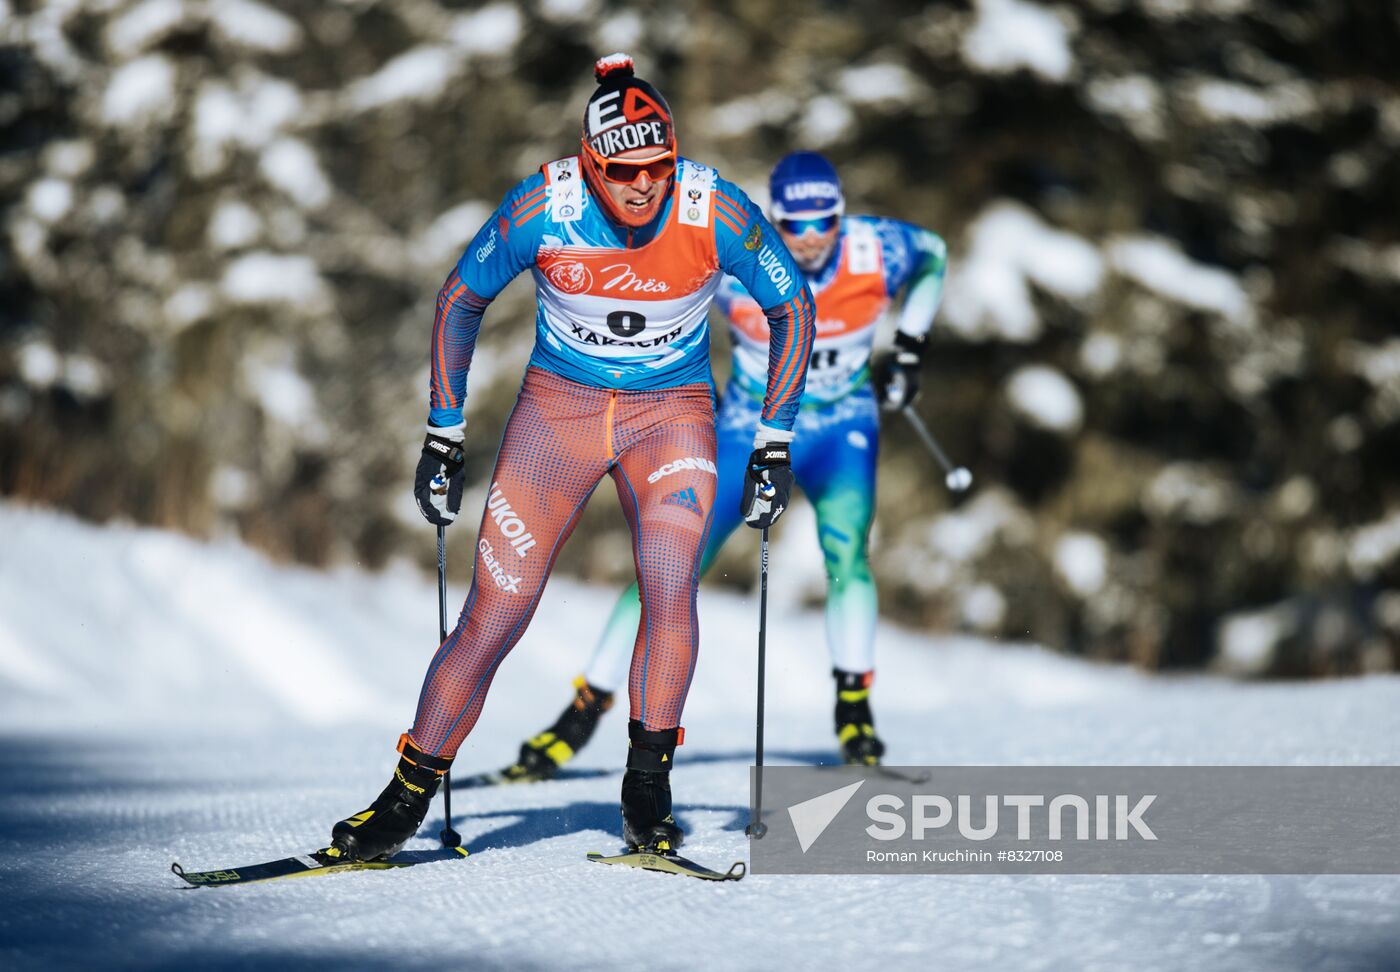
[1,504,1398,971]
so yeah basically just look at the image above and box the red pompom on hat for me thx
[594,53,635,82]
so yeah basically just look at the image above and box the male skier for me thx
[325,55,814,862]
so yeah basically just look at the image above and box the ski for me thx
[456,769,536,788]
[454,766,613,788]
[586,850,746,882]
[171,845,469,887]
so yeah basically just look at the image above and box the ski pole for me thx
[746,526,770,840]
[901,407,973,493]
[437,525,463,849]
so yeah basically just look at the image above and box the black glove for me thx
[741,442,794,529]
[872,331,926,412]
[414,425,466,526]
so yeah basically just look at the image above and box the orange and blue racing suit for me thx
[410,156,814,755]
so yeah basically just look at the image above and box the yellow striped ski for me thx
[586,850,745,881]
[172,845,469,887]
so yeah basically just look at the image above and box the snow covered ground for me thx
[2,502,1399,970]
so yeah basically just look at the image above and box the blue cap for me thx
[769,151,844,219]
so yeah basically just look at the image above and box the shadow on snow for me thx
[449,746,836,791]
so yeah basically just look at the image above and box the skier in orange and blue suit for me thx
[325,54,814,862]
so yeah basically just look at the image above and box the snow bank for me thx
[0,501,1125,734]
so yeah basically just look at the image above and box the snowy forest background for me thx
[3,0,1398,676]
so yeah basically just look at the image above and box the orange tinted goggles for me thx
[585,144,677,185]
[601,156,676,184]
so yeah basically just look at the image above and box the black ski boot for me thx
[502,677,614,782]
[329,734,453,862]
[620,720,684,853]
[834,669,885,766]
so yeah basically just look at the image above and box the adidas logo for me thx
[662,487,702,515]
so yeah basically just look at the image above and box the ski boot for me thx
[620,720,684,853]
[501,676,615,782]
[834,669,886,766]
[329,733,453,862]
